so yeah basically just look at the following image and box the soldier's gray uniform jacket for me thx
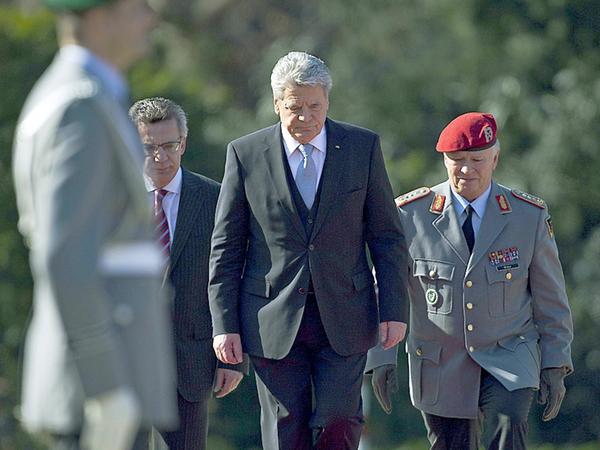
[398,180,573,419]
[13,47,177,433]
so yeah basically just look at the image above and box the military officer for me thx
[371,112,573,449]
[12,1,177,449]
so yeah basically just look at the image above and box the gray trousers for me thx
[423,370,534,450]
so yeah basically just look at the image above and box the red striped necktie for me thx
[154,189,171,258]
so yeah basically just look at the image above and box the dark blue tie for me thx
[462,205,475,253]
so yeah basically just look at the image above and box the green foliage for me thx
[2,0,600,448]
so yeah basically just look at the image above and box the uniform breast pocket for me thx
[485,265,528,317]
[413,259,455,314]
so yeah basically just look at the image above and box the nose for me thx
[153,148,168,162]
[460,163,471,174]
[297,106,313,122]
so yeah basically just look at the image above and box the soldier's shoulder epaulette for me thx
[395,187,431,207]
[511,189,546,209]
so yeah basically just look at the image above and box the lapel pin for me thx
[334,145,341,149]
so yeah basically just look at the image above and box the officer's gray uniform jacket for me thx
[398,180,573,419]
[13,48,177,433]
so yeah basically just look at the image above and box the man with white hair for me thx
[209,51,409,449]
[371,112,573,450]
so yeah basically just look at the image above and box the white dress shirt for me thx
[450,183,492,239]
[144,168,182,242]
[280,125,327,186]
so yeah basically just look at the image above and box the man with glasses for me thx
[12,1,177,450]
[129,97,245,450]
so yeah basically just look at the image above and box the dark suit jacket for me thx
[209,119,408,359]
[169,168,222,401]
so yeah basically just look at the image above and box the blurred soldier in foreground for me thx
[12,1,177,449]
[130,97,245,450]
[370,112,573,449]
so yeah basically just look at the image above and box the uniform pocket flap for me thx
[407,338,442,364]
[498,331,539,351]
[241,275,271,298]
[352,269,374,291]
[485,264,526,284]
[413,259,455,281]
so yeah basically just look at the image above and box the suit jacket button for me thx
[308,244,315,251]
[415,347,423,356]
[505,272,512,280]
[467,324,474,331]
[298,287,306,294]
[466,302,474,310]
[469,346,475,352]
[307,218,314,224]
[465,280,473,288]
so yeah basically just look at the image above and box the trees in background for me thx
[2,1,599,448]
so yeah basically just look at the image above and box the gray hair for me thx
[129,97,188,137]
[270,52,333,100]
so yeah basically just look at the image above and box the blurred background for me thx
[1,0,600,448]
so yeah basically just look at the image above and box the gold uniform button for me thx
[466,302,474,310]
[469,346,475,352]
[416,347,423,356]
[466,280,473,288]
[505,272,512,280]
[467,324,474,331]
[429,270,437,278]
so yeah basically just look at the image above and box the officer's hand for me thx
[537,367,568,421]
[81,387,141,450]
[213,333,243,364]
[371,364,398,414]
[214,368,243,398]
[379,321,407,350]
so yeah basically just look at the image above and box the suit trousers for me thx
[159,390,210,450]
[252,295,367,450]
[422,370,534,450]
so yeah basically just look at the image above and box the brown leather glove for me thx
[537,367,568,421]
[371,364,398,414]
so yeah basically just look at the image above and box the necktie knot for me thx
[299,143,314,159]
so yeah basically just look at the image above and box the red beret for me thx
[436,112,497,152]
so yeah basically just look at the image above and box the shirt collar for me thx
[450,183,492,218]
[280,124,327,157]
[59,45,129,104]
[144,167,183,194]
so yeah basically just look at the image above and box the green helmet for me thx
[43,0,114,11]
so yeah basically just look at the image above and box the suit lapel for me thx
[311,119,346,238]
[262,126,307,241]
[169,169,207,272]
[466,182,509,274]
[432,182,470,266]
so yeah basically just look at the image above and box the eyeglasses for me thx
[143,140,182,155]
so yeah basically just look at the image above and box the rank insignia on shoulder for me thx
[546,216,554,239]
[511,189,546,209]
[429,194,446,214]
[495,194,512,214]
[396,187,431,207]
